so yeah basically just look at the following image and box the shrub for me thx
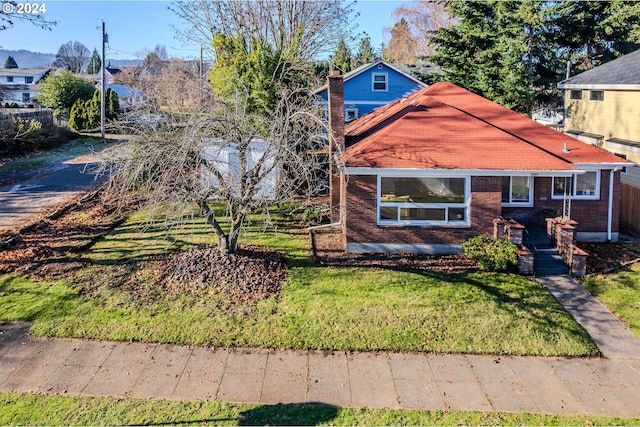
[302,205,325,225]
[462,234,519,271]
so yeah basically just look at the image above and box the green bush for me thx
[462,234,519,271]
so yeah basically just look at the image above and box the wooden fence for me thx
[621,183,640,233]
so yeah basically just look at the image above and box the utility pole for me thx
[101,21,107,140]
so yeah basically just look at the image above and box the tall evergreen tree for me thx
[429,0,640,112]
[550,0,640,73]
[86,49,102,74]
[4,56,18,69]
[332,39,352,73]
[355,36,375,66]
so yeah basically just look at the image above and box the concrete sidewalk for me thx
[1,322,640,417]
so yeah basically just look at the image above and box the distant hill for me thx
[0,49,55,68]
[0,49,141,69]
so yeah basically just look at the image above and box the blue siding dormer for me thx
[315,60,427,121]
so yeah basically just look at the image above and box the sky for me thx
[1,0,403,61]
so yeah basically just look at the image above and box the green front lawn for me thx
[582,262,640,338]
[3,393,639,426]
[0,208,598,357]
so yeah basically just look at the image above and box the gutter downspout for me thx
[607,168,620,242]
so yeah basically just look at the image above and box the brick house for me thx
[326,75,630,254]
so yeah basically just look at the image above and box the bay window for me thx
[378,176,469,225]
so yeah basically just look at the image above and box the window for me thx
[501,176,532,206]
[378,176,468,225]
[569,90,582,100]
[372,73,387,91]
[552,172,600,199]
[345,107,358,122]
[7,76,13,82]
[25,76,33,84]
[22,93,31,102]
[589,90,604,101]
[615,153,627,174]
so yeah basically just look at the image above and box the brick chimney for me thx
[327,70,344,221]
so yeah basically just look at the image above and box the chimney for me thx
[327,70,344,221]
[328,70,345,152]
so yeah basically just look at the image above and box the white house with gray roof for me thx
[0,68,51,106]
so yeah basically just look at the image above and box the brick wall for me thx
[502,173,620,233]
[344,175,501,248]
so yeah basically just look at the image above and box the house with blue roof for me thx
[314,60,428,122]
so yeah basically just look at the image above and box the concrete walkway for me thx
[1,320,640,417]
[538,275,640,360]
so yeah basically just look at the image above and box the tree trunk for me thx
[199,199,230,255]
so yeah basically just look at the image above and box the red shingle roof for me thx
[343,82,628,170]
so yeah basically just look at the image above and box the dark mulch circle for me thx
[156,244,289,305]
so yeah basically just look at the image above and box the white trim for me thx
[606,141,640,155]
[501,175,534,207]
[345,167,578,177]
[346,242,462,254]
[372,72,388,92]
[551,171,601,200]
[377,175,470,226]
[559,83,640,90]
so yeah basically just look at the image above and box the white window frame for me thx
[569,90,582,100]
[372,72,388,92]
[377,175,470,226]
[6,76,13,83]
[551,171,600,200]
[345,107,358,122]
[589,90,604,102]
[501,175,534,207]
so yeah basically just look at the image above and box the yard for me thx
[0,196,601,357]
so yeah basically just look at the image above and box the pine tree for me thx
[332,39,352,73]
[429,1,536,114]
[4,56,18,69]
[87,49,102,74]
[355,36,375,66]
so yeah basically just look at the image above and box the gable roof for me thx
[0,68,51,80]
[314,60,427,95]
[344,82,629,171]
[558,49,640,90]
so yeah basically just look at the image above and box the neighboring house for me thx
[315,60,427,122]
[106,83,147,109]
[0,68,51,106]
[558,48,640,232]
[327,80,629,254]
[531,107,563,129]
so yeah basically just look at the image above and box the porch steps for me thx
[524,225,569,276]
[534,245,569,276]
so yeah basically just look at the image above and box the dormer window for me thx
[372,73,387,91]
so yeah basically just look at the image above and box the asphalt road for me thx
[0,154,106,231]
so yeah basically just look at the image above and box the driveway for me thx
[0,148,112,231]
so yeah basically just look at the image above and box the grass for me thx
[0,208,598,357]
[2,392,640,426]
[582,262,640,338]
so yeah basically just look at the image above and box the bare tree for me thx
[384,18,419,63]
[169,0,358,61]
[54,41,90,73]
[391,0,455,57]
[100,72,325,255]
[0,1,55,32]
